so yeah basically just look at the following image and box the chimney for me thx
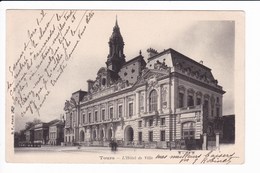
[147,48,158,58]
[87,80,95,92]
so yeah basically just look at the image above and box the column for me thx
[184,90,187,108]
[114,100,116,119]
[125,96,128,118]
[123,97,126,118]
[112,127,115,139]
[168,81,171,113]
[144,89,147,113]
[104,126,107,141]
[171,78,178,112]
[215,132,220,150]
[202,133,207,150]
[106,102,109,121]
[136,91,140,117]
[99,104,101,122]
[158,85,162,113]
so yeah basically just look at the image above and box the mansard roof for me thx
[147,48,222,89]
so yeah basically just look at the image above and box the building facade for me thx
[34,123,49,145]
[49,120,65,145]
[25,127,34,144]
[64,19,225,149]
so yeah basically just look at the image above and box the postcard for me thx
[5,10,244,164]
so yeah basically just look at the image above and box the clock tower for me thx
[106,17,126,73]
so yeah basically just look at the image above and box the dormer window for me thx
[102,78,106,86]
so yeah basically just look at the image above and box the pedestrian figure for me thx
[114,141,118,151]
[109,140,114,151]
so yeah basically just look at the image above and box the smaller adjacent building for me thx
[49,120,65,145]
[25,126,34,144]
[34,123,49,145]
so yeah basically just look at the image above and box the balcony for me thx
[176,105,202,114]
[141,110,159,118]
[82,117,122,126]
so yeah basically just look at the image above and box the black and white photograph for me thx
[5,10,244,164]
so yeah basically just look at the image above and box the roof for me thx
[72,89,88,95]
[122,54,145,68]
[50,120,65,126]
[148,48,211,71]
[47,119,60,125]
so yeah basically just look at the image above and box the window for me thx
[102,109,105,121]
[129,103,133,117]
[82,114,85,124]
[149,131,153,142]
[149,119,153,127]
[216,97,219,104]
[149,90,158,112]
[118,105,122,118]
[179,92,184,108]
[95,111,98,122]
[160,130,166,141]
[138,121,142,128]
[204,100,209,116]
[187,95,194,107]
[102,78,106,85]
[196,97,201,105]
[138,132,142,142]
[109,107,113,119]
[216,107,220,117]
[182,122,195,140]
[160,118,165,126]
[88,113,91,123]
[139,94,144,112]
[162,88,167,108]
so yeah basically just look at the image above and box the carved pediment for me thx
[134,69,169,87]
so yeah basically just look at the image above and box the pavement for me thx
[15,145,169,154]
[14,143,234,154]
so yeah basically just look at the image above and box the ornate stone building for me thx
[64,19,225,149]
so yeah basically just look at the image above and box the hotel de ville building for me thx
[64,19,225,149]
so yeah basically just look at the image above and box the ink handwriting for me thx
[7,10,95,119]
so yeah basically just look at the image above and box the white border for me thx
[0,1,258,173]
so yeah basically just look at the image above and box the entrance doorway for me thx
[125,126,134,142]
[80,130,85,142]
[100,130,104,140]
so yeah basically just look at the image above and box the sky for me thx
[10,11,235,132]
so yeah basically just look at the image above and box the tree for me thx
[25,118,42,130]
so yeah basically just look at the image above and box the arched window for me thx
[149,90,158,112]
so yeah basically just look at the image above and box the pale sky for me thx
[11,11,235,131]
